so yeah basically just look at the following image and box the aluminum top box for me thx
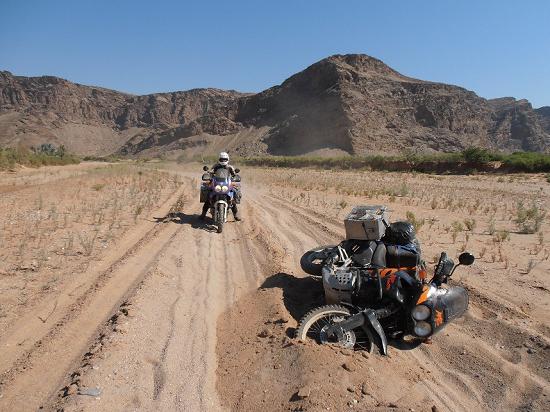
[344,205,389,241]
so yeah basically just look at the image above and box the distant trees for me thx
[1,143,78,170]
[31,143,67,157]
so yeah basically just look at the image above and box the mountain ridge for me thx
[1,54,549,157]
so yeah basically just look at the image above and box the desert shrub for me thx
[92,183,106,191]
[450,221,464,242]
[493,230,510,243]
[451,221,464,232]
[406,211,425,232]
[487,218,496,235]
[464,218,476,231]
[514,202,546,234]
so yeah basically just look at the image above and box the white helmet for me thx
[218,152,229,166]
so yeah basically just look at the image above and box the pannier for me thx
[385,244,420,268]
[344,205,389,241]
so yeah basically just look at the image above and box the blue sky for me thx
[1,0,549,107]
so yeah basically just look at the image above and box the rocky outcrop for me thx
[487,98,550,152]
[536,106,550,135]
[1,55,549,156]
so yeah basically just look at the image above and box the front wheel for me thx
[295,305,374,352]
[215,204,225,233]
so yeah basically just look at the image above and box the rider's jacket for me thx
[211,164,237,176]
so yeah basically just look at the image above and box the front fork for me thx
[325,307,391,355]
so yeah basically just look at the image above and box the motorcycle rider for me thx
[200,151,242,221]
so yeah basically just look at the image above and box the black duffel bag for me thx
[383,221,416,245]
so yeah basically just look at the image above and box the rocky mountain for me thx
[1,55,549,157]
[536,106,550,135]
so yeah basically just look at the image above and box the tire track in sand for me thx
[52,184,281,411]
[0,186,188,411]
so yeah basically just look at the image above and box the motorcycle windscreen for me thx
[213,177,230,185]
[430,286,469,333]
[214,168,231,179]
[439,286,469,322]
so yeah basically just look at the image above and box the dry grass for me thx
[0,163,185,327]
[246,166,549,294]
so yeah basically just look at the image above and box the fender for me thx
[214,199,228,207]
[324,307,388,355]
[365,309,388,355]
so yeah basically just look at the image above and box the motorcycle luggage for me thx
[199,184,209,203]
[386,244,419,268]
[344,205,389,241]
[383,221,416,245]
[341,240,387,267]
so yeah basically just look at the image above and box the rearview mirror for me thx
[203,165,209,171]
[458,252,475,266]
[234,168,240,173]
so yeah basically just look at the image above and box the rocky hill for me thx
[1,55,548,157]
[536,106,550,134]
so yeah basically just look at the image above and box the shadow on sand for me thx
[261,272,325,337]
[152,212,219,232]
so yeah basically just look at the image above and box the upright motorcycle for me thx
[296,245,475,355]
[201,166,240,233]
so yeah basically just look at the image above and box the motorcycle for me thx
[295,244,475,355]
[201,165,241,233]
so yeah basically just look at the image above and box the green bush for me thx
[82,154,121,162]
[461,147,500,163]
[501,152,550,172]
[0,146,80,170]
[237,150,550,174]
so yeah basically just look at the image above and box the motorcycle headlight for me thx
[412,305,431,321]
[222,185,228,192]
[414,321,432,337]
[215,185,222,192]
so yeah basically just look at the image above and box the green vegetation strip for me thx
[234,149,550,174]
[0,144,80,170]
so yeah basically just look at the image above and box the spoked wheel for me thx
[295,305,373,352]
[300,245,337,278]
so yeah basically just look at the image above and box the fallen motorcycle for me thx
[296,246,475,354]
[200,165,241,233]
[296,205,474,355]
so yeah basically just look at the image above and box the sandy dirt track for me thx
[0,163,549,411]
[0,164,292,411]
